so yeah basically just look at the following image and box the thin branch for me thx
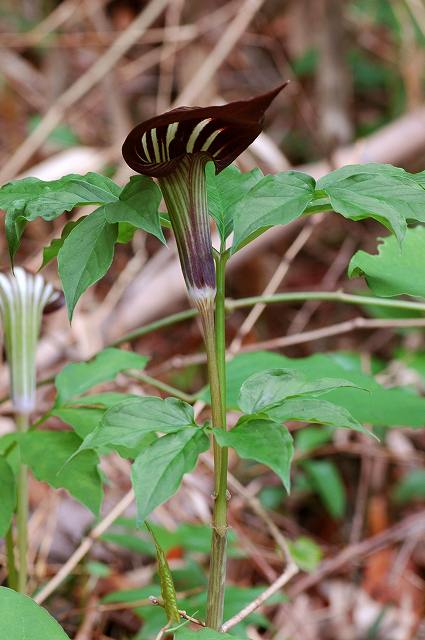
[111,288,425,348]
[0,0,172,182]
[150,596,206,627]
[176,0,267,105]
[126,371,196,403]
[221,562,299,632]
[34,488,135,604]
[228,219,321,355]
[242,316,425,352]
[288,510,425,598]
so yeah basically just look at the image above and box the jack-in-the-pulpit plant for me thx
[122,84,288,629]
[0,267,63,593]
[2,81,425,639]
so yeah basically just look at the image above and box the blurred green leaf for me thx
[288,536,323,572]
[0,457,16,537]
[392,469,425,504]
[55,348,148,404]
[295,426,334,454]
[302,460,346,518]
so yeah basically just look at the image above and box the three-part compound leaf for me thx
[0,172,120,261]
[213,351,425,428]
[132,428,209,524]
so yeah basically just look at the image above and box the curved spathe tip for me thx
[122,83,289,177]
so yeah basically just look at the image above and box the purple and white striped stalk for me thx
[0,268,63,415]
[122,84,288,314]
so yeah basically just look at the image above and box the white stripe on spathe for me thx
[186,118,212,153]
[141,132,151,161]
[0,268,56,414]
[166,122,178,157]
[151,128,161,161]
[201,127,223,152]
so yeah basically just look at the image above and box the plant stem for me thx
[126,371,196,403]
[5,525,18,590]
[206,249,229,630]
[16,412,29,593]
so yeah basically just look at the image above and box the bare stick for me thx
[0,0,171,182]
[229,218,321,355]
[242,316,425,353]
[288,509,425,598]
[175,0,267,105]
[221,562,299,632]
[34,488,135,604]
[149,596,206,627]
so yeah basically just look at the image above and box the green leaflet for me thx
[58,206,118,319]
[266,397,375,438]
[77,396,196,454]
[302,459,346,519]
[239,368,360,414]
[145,522,180,624]
[317,163,425,243]
[132,428,209,525]
[20,431,103,514]
[349,226,425,299]
[0,587,70,639]
[0,172,120,261]
[231,171,316,253]
[104,174,165,243]
[206,162,263,242]
[214,417,294,492]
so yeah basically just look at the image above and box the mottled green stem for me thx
[206,249,229,630]
[16,412,29,593]
[5,525,17,590]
